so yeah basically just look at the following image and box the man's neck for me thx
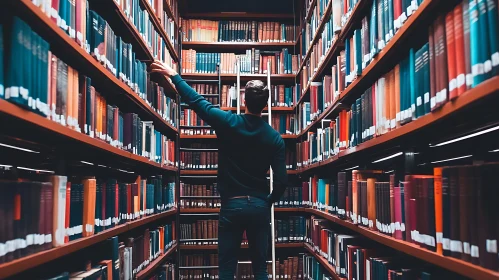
[244,108,261,117]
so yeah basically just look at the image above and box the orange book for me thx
[258,22,263,42]
[352,170,358,224]
[325,183,330,210]
[82,178,96,237]
[311,176,317,208]
[434,167,443,255]
[453,4,466,97]
[367,178,376,229]
[394,65,401,128]
[51,175,68,246]
[98,260,113,280]
[135,176,141,216]
[345,110,349,147]
[65,182,71,243]
[445,11,457,99]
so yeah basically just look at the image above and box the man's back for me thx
[215,113,285,201]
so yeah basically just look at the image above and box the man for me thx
[150,61,288,280]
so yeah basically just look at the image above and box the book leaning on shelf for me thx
[181,19,298,43]
[0,174,175,265]
[181,48,299,74]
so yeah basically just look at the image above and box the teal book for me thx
[422,43,430,115]
[409,48,416,120]
[384,0,389,42]
[485,0,499,75]
[414,47,423,118]
[477,0,492,80]
[345,38,351,85]
[470,0,485,86]
[378,0,385,50]
[370,0,378,57]
[354,29,362,75]
[388,0,394,39]
[41,38,50,117]
[28,29,36,112]
[6,17,27,107]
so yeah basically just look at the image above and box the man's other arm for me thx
[171,74,231,128]
[268,138,288,204]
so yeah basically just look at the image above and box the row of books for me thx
[30,1,179,103]
[1,16,178,134]
[180,220,219,244]
[146,0,178,49]
[180,127,216,136]
[302,253,335,280]
[114,0,178,67]
[301,165,499,271]
[180,183,220,209]
[180,150,219,170]
[41,228,176,280]
[180,19,298,42]
[264,114,296,135]
[181,108,213,127]
[145,262,176,280]
[180,49,299,74]
[269,257,304,280]
[0,175,175,265]
[275,216,308,244]
[308,220,463,280]
[179,253,217,279]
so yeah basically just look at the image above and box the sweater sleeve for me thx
[268,137,288,204]
[171,74,232,128]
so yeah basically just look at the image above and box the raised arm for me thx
[150,61,232,129]
[267,138,288,204]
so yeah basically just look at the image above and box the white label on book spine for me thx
[430,97,436,109]
[486,239,498,253]
[472,63,484,77]
[450,240,463,253]
[411,104,416,113]
[466,73,473,87]
[457,74,465,88]
[471,245,479,258]
[416,96,422,106]
[464,242,471,255]
[484,60,493,73]
[400,223,406,232]
[424,92,430,104]
[449,79,457,92]
[0,243,5,257]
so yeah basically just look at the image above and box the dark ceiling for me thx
[180,0,300,15]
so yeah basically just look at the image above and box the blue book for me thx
[485,0,499,76]
[409,48,416,120]
[470,0,485,86]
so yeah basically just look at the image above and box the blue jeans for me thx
[218,196,270,280]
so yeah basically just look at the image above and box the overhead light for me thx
[117,168,134,174]
[489,149,499,153]
[80,161,94,165]
[0,143,39,153]
[372,152,403,163]
[0,164,13,169]
[430,125,499,147]
[385,170,395,173]
[343,165,359,171]
[430,155,473,164]
[97,164,108,168]
[17,166,55,173]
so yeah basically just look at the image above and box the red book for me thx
[409,199,417,244]
[311,176,318,208]
[64,182,71,243]
[101,182,106,229]
[126,184,131,220]
[393,186,403,240]
[51,0,59,24]
[393,0,402,28]
[453,4,466,96]
[114,182,119,225]
[445,12,458,100]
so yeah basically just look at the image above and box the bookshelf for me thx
[180,170,300,175]
[180,243,305,250]
[1,0,182,279]
[305,208,499,280]
[181,73,297,83]
[303,243,344,280]
[182,41,298,51]
[0,209,176,279]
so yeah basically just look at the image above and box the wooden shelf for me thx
[180,208,305,214]
[181,73,297,83]
[182,12,296,19]
[180,243,304,250]
[180,170,299,175]
[305,0,318,22]
[13,0,178,136]
[0,100,178,173]
[182,41,297,51]
[136,243,178,280]
[304,243,344,280]
[0,209,177,279]
[305,209,499,280]
[296,75,499,173]
[141,0,179,62]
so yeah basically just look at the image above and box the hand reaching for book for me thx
[150,60,178,78]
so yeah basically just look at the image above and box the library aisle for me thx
[1,0,499,279]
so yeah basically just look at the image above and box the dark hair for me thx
[244,80,269,114]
